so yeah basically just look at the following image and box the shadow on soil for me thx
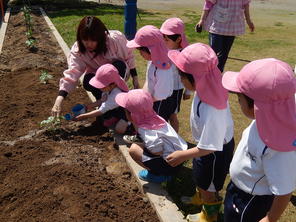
[10,0,154,18]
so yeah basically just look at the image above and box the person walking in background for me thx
[166,43,234,222]
[160,17,192,133]
[222,58,296,222]
[51,16,139,117]
[115,89,188,183]
[196,0,255,72]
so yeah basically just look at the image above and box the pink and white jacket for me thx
[59,30,135,93]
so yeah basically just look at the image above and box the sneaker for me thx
[138,169,172,183]
[123,134,143,145]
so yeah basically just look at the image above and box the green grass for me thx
[46,2,296,221]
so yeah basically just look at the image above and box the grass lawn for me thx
[25,1,296,221]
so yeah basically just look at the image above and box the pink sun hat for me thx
[222,58,296,152]
[115,89,166,130]
[126,25,171,70]
[90,64,128,92]
[168,43,228,109]
[160,17,189,48]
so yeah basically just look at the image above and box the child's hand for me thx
[166,150,187,167]
[72,114,87,121]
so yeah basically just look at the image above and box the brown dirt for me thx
[0,10,159,222]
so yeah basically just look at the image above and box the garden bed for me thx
[0,9,159,222]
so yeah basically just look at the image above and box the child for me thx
[115,89,188,183]
[126,25,174,122]
[74,64,129,134]
[222,58,296,222]
[160,17,192,132]
[166,43,234,222]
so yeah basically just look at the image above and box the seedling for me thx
[25,30,32,38]
[39,70,53,84]
[40,116,65,131]
[25,38,36,48]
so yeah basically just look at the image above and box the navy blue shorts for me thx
[224,181,274,222]
[142,148,182,176]
[192,138,234,191]
[153,95,176,121]
[171,89,184,114]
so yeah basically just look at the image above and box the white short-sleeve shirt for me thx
[171,63,184,90]
[138,123,188,162]
[190,93,234,151]
[230,120,296,196]
[146,61,174,101]
[98,87,122,114]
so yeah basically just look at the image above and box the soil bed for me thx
[0,9,159,222]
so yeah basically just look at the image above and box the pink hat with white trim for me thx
[222,58,296,152]
[115,89,166,130]
[160,17,189,48]
[126,25,171,70]
[90,64,128,92]
[168,43,228,109]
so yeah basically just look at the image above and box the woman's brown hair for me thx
[77,16,109,57]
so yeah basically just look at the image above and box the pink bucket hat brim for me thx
[89,76,106,89]
[126,39,141,48]
[168,50,186,72]
[115,92,128,108]
[221,71,241,93]
[89,64,129,92]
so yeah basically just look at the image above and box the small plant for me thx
[25,30,32,38]
[39,70,53,84]
[25,38,36,48]
[40,116,64,131]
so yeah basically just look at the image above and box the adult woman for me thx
[51,16,139,117]
[196,0,255,72]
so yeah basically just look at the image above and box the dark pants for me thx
[193,138,234,191]
[209,33,235,72]
[142,148,182,176]
[224,181,274,222]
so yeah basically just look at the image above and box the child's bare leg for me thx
[129,143,150,170]
[169,113,179,132]
[115,119,128,134]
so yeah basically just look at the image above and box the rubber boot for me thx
[186,201,222,222]
[181,189,204,205]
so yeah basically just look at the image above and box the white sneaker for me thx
[123,135,143,145]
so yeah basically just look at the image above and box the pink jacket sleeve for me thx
[107,31,136,70]
[59,42,86,93]
[203,0,215,10]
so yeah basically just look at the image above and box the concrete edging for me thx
[40,7,186,222]
[0,8,11,54]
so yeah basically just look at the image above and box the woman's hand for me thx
[247,20,255,32]
[51,96,64,117]
[195,20,203,33]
